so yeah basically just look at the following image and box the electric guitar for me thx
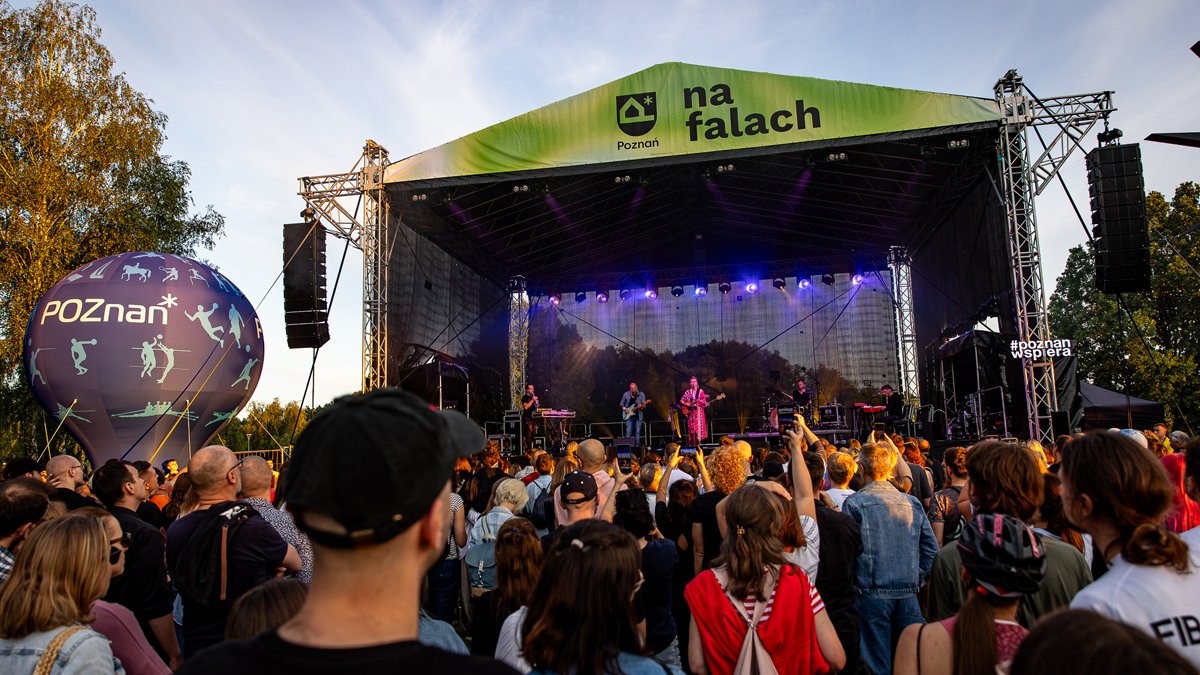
[622,399,652,421]
[680,392,725,416]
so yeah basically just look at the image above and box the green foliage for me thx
[0,0,224,460]
[1048,182,1200,431]
[213,399,310,452]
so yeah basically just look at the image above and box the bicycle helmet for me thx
[956,512,1047,598]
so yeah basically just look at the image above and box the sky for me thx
[32,0,1200,408]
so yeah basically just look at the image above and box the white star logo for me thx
[643,95,654,107]
[158,294,179,308]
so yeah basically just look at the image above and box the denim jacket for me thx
[0,625,125,674]
[841,481,938,598]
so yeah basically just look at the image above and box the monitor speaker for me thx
[1086,144,1150,294]
[282,221,330,349]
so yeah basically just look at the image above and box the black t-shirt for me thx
[521,394,537,421]
[166,504,288,658]
[137,500,168,531]
[791,389,811,408]
[884,393,903,418]
[908,462,932,504]
[637,538,679,653]
[688,490,726,571]
[51,487,99,511]
[813,501,863,630]
[178,629,518,674]
[105,506,175,657]
[468,591,505,658]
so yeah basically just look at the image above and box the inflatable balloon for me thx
[22,252,264,468]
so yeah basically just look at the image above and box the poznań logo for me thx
[616,92,657,137]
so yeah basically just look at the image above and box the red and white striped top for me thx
[741,579,824,624]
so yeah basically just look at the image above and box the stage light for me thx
[549,293,561,305]
[512,184,530,193]
[671,286,684,298]
[947,138,970,149]
[746,282,759,294]
[715,163,735,173]
[575,292,587,303]
[411,193,428,202]
[613,175,632,184]
[852,274,864,286]
[718,282,732,294]
[821,274,835,286]
[620,289,631,301]
[695,285,708,297]
[772,278,786,291]
[596,292,609,303]
[645,289,658,300]
[798,278,812,290]
[826,152,848,162]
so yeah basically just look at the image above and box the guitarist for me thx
[620,382,648,448]
[680,376,714,446]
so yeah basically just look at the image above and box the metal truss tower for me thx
[889,247,920,405]
[297,140,392,392]
[507,276,530,409]
[993,71,1113,440]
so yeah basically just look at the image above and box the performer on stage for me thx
[880,384,905,430]
[521,383,539,451]
[680,376,709,446]
[791,378,812,414]
[619,382,647,448]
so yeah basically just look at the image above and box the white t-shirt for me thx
[1070,535,1200,670]
[495,606,531,673]
[825,488,855,510]
[665,468,695,494]
[644,491,657,520]
[781,514,821,584]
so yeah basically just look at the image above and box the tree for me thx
[1048,182,1200,431]
[215,399,310,452]
[0,1,224,458]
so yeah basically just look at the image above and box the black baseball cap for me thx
[282,388,484,548]
[559,471,598,505]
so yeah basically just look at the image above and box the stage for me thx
[298,63,1117,442]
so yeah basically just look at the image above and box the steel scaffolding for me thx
[507,276,530,409]
[993,71,1113,440]
[889,246,920,405]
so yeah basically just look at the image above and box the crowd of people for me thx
[0,390,1198,674]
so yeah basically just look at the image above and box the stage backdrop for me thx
[527,272,900,431]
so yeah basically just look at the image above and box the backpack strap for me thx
[916,622,927,675]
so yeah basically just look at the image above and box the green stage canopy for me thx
[384,62,1001,185]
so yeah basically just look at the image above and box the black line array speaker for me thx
[1087,143,1150,294]
[282,221,330,349]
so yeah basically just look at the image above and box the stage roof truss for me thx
[394,128,993,296]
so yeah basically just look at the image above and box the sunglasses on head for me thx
[109,531,132,565]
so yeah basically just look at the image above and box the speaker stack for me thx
[1086,143,1151,294]
[282,221,331,349]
